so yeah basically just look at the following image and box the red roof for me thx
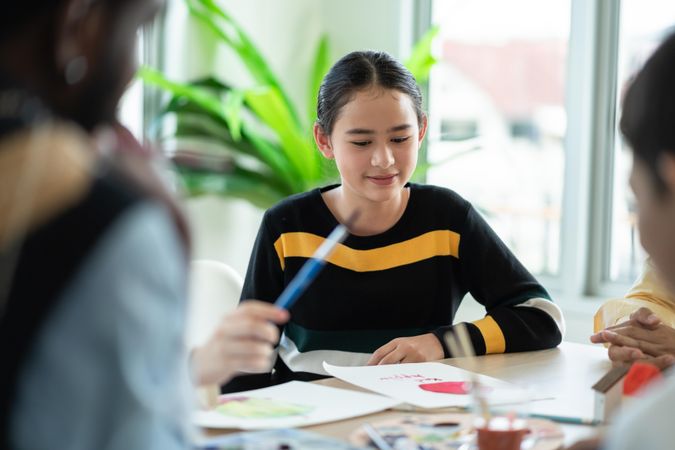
[441,39,567,118]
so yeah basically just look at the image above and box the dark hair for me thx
[620,31,675,194]
[316,50,424,135]
[0,2,60,41]
[0,1,129,42]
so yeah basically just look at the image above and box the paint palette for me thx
[198,428,365,450]
[349,413,563,450]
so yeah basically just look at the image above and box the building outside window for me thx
[427,0,570,277]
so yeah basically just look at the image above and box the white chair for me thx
[186,259,244,407]
[186,259,244,349]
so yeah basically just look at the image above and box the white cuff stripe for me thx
[515,298,566,338]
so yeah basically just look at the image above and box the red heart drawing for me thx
[419,381,470,394]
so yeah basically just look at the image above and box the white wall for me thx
[166,0,415,276]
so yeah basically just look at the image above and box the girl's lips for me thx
[367,174,398,185]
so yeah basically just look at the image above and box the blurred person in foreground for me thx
[568,30,675,450]
[0,0,286,448]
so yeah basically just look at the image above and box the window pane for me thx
[119,31,145,139]
[609,2,675,282]
[427,0,570,276]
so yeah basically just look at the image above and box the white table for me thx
[306,342,611,447]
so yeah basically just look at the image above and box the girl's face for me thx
[630,156,675,292]
[315,87,427,205]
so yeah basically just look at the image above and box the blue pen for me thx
[274,210,360,310]
[528,413,602,426]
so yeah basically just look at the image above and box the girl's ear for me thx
[314,123,334,159]
[418,114,428,147]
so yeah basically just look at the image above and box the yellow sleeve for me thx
[594,259,675,332]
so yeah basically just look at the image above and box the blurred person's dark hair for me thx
[1,2,60,38]
[0,0,155,131]
[0,2,197,448]
[0,0,189,247]
[620,31,675,195]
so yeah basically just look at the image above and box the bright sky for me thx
[434,0,675,43]
[621,0,675,36]
[433,0,570,42]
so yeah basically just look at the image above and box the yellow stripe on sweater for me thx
[472,315,506,354]
[273,230,460,272]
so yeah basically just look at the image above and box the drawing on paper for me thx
[419,381,471,395]
[378,374,472,394]
[379,373,443,383]
[215,396,314,419]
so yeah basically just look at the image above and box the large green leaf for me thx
[162,106,301,193]
[168,115,297,195]
[185,0,277,87]
[178,165,287,209]
[222,89,244,141]
[404,25,439,83]
[186,0,302,129]
[139,68,306,195]
[188,76,233,92]
[307,35,331,126]
[240,122,308,192]
[139,67,233,130]
[243,86,320,181]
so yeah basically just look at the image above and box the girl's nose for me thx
[371,144,394,168]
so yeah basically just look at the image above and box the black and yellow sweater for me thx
[229,183,564,390]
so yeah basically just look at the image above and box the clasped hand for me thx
[590,307,675,370]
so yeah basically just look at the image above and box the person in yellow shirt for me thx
[594,258,675,332]
[591,258,675,367]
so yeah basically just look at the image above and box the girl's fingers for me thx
[377,347,406,365]
[367,341,397,365]
[607,344,644,363]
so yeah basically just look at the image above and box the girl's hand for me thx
[190,300,289,386]
[367,333,444,365]
[590,307,675,367]
[604,307,663,331]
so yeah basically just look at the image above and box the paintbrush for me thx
[444,324,491,425]
[274,210,360,310]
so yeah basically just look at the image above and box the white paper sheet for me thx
[193,380,400,429]
[323,361,531,409]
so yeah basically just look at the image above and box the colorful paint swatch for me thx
[193,381,399,429]
[216,397,314,419]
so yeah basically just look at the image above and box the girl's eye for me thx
[351,141,371,147]
[392,136,411,143]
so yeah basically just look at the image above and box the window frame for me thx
[141,6,168,143]
[559,0,630,299]
[422,0,633,299]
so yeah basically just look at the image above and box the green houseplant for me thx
[141,0,438,209]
